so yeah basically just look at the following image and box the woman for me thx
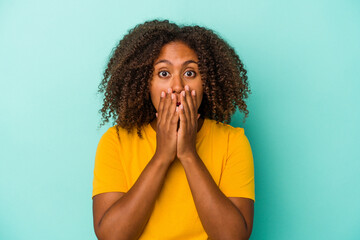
[92,19,255,240]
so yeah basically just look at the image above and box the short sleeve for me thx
[219,128,255,201]
[92,128,127,199]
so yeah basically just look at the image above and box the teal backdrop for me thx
[1,0,359,239]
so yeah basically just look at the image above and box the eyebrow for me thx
[154,59,198,66]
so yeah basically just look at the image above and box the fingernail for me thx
[156,113,158,117]
[161,91,165,97]
[176,106,179,112]
[167,88,172,93]
[180,104,183,109]
[182,91,185,97]
[192,90,195,96]
[185,85,189,91]
[171,94,174,99]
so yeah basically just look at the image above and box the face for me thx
[149,41,204,113]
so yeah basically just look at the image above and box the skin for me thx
[149,41,204,130]
[92,41,254,240]
[151,41,254,239]
[149,41,204,163]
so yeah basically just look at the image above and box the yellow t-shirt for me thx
[92,118,255,240]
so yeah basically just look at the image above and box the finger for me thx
[185,85,195,125]
[171,94,179,121]
[192,90,201,123]
[178,102,186,132]
[160,88,172,124]
[191,89,198,116]
[171,102,180,129]
[157,91,166,121]
[167,93,177,129]
[180,90,189,124]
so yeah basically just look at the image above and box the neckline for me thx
[145,118,209,141]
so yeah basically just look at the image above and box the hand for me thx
[154,88,179,165]
[176,85,200,161]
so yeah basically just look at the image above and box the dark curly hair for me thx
[98,19,251,138]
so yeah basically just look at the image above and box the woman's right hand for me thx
[154,88,179,165]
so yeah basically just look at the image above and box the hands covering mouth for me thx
[154,85,200,162]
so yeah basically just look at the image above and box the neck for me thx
[150,117,204,133]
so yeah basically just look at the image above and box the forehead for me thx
[155,41,199,62]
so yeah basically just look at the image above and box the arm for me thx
[176,86,254,240]
[93,155,172,240]
[93,89,179,240]
[181,154,254,240]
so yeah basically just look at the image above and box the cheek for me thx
[149,90,159,110]
[196,93,203,110]
[151,95,160,111]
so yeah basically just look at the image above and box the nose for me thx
[171,73,184,94]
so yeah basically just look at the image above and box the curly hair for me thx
[98,19,251,138]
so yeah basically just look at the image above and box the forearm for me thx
[98,155,171,240]
[181,154,248,240]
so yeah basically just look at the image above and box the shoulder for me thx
[206,118,245,138]
[205,119,249,157]
[101,125,137,139]
[96,125,140,158]
[98,125,137,147]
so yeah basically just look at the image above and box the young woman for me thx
[92,19,255,240]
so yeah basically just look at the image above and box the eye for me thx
[184,70,196,77]
[158,71,170,78]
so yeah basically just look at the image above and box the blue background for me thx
[1,0,359,239]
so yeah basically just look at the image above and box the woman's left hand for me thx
[176,85,200,162]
